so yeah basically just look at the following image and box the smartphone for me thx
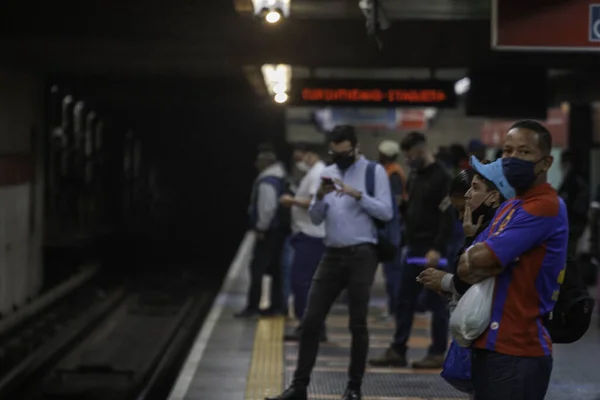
[321,177,334,186]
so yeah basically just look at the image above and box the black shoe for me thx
[234,309,258,319]
[260,307,283,317]
[341,388,361,400]
[412,354,445,369]
[368,345,407,367]
[265,386,307,400]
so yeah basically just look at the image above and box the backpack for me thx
[251,176,291,233]
[542,256,594,344]
[365,161,401,262]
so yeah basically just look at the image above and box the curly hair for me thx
[449,169,475,197]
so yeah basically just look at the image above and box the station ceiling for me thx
[233,0,490,20]
[0,0,598,79]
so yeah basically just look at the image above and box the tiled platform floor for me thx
[169,233,600,400]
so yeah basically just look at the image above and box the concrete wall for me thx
[0,68,44,315]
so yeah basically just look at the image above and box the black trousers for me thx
[393,246,449,356]
[471,349,552,400]
[292,244,378,390]
[246,231,285,312]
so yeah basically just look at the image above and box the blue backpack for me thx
[365,162,401,262]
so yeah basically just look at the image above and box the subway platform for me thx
[168,233,600,400]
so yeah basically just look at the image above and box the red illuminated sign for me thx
[301,88,448,104]
[294,80,456,108]
[493,0,600,50]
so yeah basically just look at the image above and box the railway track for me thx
[0,265,218,400]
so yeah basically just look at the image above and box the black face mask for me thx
[470,194,497,225]
[408,157,425,170]
[501,157,544,192]
[333,150,356,171]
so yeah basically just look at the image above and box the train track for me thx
[0,265,217,400]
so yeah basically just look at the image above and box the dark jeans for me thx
[246,231,285,312]
[281,234,296,313]
[393,247,449,355]
[471,349,552,400]
[292,244,378,390]
[290,232,326,320]
[383,248,403,315]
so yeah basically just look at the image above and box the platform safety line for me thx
[167,231,256,400]
[245,316,285,400]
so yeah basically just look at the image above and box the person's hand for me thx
[333,179,362,200]
[417,268,447,292]
[279,194,296,208]
[457,250,496,284]
[463,204,484,237]
[316,179,336,200]
[425,249,441,267]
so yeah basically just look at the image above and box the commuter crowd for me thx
[236,122,594,400]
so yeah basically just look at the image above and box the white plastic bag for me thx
[449,277,495,348]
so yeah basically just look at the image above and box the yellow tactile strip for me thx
[245,316,285,400]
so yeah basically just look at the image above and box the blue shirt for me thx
[472,183,568,357]
[309,157,393,248]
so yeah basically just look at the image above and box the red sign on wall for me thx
[493,0,600,50]
[0,154,32,186]
[480,107,568,148]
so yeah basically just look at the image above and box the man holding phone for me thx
[279,143,327,342]
[267,125,393,400]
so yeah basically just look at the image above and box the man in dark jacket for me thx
[370,131,454,369]
[558,149,589,257]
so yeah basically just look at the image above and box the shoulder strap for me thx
[259,176,283,194]
[365,162,376,197]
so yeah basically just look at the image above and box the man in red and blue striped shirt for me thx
[458,120,568,400]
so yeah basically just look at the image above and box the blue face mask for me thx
[501,157,541,191]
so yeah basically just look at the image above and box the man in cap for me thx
[377,140,408,319]
[378,140,407,205]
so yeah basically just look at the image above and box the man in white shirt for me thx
[280,143,327,342]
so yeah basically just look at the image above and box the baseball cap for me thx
[378,140,400,157]
[470,156,516,200]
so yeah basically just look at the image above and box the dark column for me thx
[568,103,593,178]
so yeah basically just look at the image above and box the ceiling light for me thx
[253,1,291,21]
[261,64,292,96]
[265,10,281,23]
[454,77,471,96]
[273,83,287,94]
[274,92,288,103]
